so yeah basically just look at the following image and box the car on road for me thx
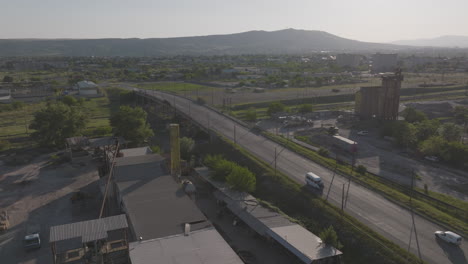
[424,156,439,162]
[434,231,462,245]
[357,130,369,136]
[305,172,324,189]
[24,233,41,250]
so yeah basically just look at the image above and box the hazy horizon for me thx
[2,0,467,42]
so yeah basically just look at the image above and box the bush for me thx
[61,95,78,106]
[266,102,285,116]
[93,126,112,137]
[196,97,206,105]
[244,108,257,122]
[318,147,329,157]
[226,165,256,192]
[212,159,234,181]
[150,145,162,154]
[319,225,343,249]
[0,140,11,151]
[355,165,367,175]
[180,137,195,160]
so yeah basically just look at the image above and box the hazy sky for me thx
[1,0,467,42]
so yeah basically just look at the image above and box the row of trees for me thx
[381,107,468,167]
[266,102,314,117]
[30,96,154,147]
[204,154,256,192]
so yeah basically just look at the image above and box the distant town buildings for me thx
[74,80,100,96]
[355,70,404,120]
[371,53,398,73]
[336,54,361,68]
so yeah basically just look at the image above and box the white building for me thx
[74,80,99,95]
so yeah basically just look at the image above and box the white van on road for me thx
[305,172,324,189]
[435,231,463,245]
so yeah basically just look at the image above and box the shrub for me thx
[196,97,206,105]
[150,145,162,154]
[355,165,367,175]
[244,108,257,122]
[0,140,11,151]
[226,165,256,192]
[318,147,329,157]
[319,225,343,249]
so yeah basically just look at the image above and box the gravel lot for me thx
[0,154,101,264]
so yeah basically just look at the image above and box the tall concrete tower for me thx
[170,124,181,178]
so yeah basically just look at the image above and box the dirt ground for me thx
[0,154,101,264]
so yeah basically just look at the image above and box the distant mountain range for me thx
[392,35,468,48]
[0,29,406,57]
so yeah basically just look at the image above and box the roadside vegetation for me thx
[264,131,468,235]
[196,134,424,264]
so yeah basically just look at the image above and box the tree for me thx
[418,136,446,156]
[110,106,154,145]
[61,95,78,106]
[180,137,194,160]
[29,102,88,147]
[298,104,314,114]
[438,123,462,142]
[401,107,427,123]
[11,101,25,110]
[453,106,468,125]
[393,121,417,147]
[2,76,13,83]
[244,108,257,122]
[319,226,343,249]
[267,102,285,116]
[440,142,468,167]
[415,119,440,142]
[226,165,256,192]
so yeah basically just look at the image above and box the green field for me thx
[0,97,112,148]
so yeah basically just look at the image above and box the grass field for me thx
[0,96,112,148]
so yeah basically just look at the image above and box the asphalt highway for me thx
[133,87,467,264]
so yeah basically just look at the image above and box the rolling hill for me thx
[0,29,406,57]
[392,35,468,48]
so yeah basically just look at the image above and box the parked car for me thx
[24,233,41,250]
[305,172,324,189]
[357,130,369,136]
[434,231,462,245]
[424,156,439,162]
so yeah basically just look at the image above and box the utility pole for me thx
[234,125,237,144]
[341,183,345,211]
[274,147,277,176]
[345,153,355,208]
[326,162,338,201]
[409,170,423,262]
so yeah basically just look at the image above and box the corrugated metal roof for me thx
[50,214,128,243]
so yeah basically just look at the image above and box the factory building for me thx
[355,70,404,120]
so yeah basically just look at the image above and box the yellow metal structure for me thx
[170,124,181,177]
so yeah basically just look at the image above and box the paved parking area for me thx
[0,154,101,264]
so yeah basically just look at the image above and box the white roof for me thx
[333,135,357,145]
[268,225,342,262]
[76,80,97,89]
[446,231,462,239]
[129,228,243,264]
